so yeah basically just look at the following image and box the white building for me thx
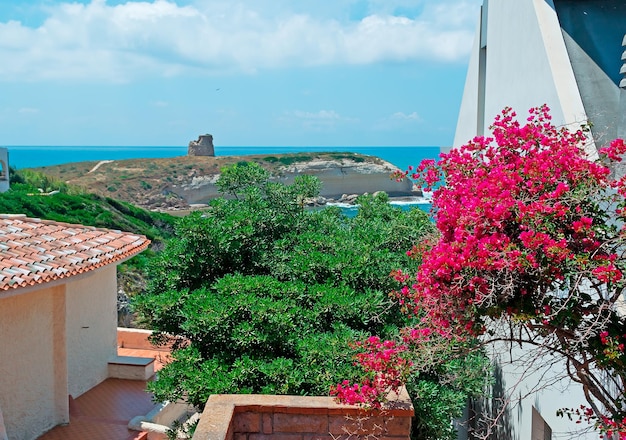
[454,0,625,155]
[0,215,149,440]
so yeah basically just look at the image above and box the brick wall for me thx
[192,388,413,440]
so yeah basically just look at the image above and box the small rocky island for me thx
[33,150,418,212]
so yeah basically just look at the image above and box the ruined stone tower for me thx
[188,134,215,156]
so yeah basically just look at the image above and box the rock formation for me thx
[173,157,415,205]
[188,135,215,157]
[279,158,413,199]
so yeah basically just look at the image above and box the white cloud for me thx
[372,110,424,131]
[390,111,422,122]
[282,109,357,130]
[293,110,341,120]
[0,0,480,82]
[18,107,40,114]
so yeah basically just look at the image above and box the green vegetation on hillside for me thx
[4,168,177,241]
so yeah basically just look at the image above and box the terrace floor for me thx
[37,347,169,440]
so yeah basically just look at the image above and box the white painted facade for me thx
[485,342,597,440]
[455,0,597,159]
[66,266,118,398]
[0,267,119,440]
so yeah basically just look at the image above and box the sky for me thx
[0,0,482,147]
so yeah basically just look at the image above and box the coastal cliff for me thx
[33,152,416,211]
[175,156,413,205]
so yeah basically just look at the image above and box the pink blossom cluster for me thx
[565,405,626,439]
[334,105,626,432]
[393,106,625,336]
[599,414,626,439]
[330,336,411,407]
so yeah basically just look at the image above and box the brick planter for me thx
[192,388,413,440]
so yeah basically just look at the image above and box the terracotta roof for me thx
[0,214,150,291]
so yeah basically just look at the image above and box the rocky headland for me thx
[33,152,418,212]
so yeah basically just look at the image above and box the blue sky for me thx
[0,0,481,147]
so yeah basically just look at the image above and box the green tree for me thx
[134,162,488,439]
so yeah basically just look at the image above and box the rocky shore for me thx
[174,156,416,207]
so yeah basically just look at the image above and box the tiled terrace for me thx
[37,378,153,440]
[37,346,169,440]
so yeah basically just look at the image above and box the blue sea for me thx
[6,145,439,174]
[4,145,439,213]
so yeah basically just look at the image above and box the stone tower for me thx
[188,134,215,157]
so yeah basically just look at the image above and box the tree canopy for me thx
[133,162,489,440]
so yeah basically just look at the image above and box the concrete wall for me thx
[0,406,8,440]
[617,33,626,139]
[0,285,68,440]
[554,0,626,149]
[452,3,626,437]
[66,265,118,398]
[457,340,600,439]
[454,0,596,159]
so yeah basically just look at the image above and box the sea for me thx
[4,145,439,214]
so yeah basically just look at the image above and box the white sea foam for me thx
[389,197,432,206]
[327,196,433,209]
[326,202,354,209]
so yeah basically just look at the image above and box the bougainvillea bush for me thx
[333,105,626,438]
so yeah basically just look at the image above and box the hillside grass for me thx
[28,152,385,210]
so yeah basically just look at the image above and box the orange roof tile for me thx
[0,214,150,291]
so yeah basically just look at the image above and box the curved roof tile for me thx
[0,214,150,291]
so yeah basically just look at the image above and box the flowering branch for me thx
[335,105,626,438]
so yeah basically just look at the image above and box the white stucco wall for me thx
[66,265,118,398]
[453,2,621,438]
[454,0,595,159]
[487,342,598,440]
[0,403,9,440]
[0,285,68,440]
[454,15,482,147]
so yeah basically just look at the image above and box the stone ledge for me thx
[108,355,155,380]
[192,388,413,440]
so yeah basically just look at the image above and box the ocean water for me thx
[5,145,440,174]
